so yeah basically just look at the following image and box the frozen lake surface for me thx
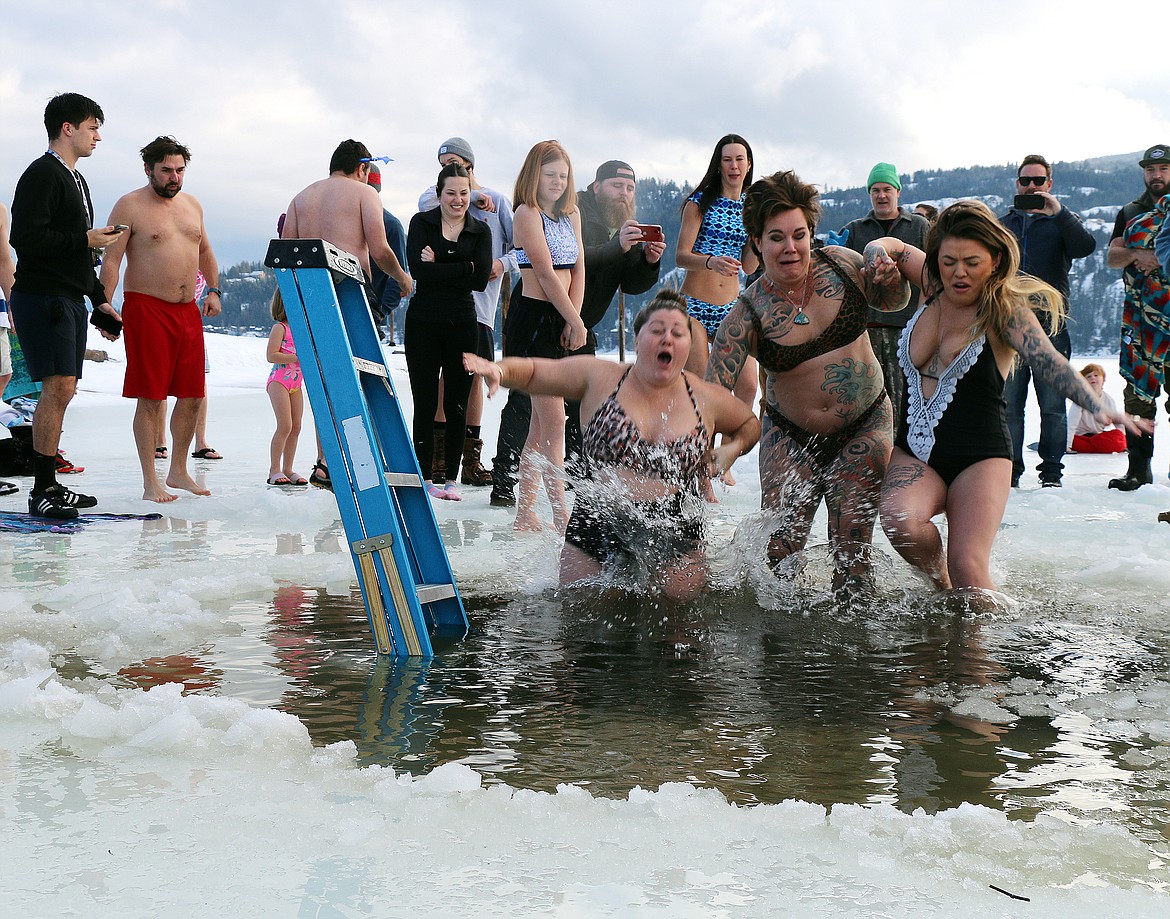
[1,330,1168,916]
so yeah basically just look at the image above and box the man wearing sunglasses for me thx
[999,154,1097,488]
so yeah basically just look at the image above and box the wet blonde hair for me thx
[924,200,1063,346]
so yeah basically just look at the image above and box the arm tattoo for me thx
[705,300,753,392]
[1011,306,1103,414]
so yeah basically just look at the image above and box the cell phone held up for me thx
[1014,193,1045,211]
[634,224,664,243]
[89,307,123,337]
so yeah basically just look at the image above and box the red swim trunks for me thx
[121,291,206,400]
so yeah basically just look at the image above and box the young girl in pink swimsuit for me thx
[265,291,307,486]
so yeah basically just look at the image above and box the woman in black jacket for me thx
[406,163,491,499]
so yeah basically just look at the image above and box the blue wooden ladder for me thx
[264,238,467,656]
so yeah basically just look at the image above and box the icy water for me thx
[2,333,1169,915]
[117,545,1170,840]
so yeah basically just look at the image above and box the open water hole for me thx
[107,572,1170,851]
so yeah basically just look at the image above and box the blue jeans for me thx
[1004,327,1070,481]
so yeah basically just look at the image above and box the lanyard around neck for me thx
[47,149,93,229]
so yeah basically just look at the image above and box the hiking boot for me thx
[1039,475,1062,488]
[1110,430,1155,491]
[29,484,96,519]
[489,483,516,507]
[1108,465,1153,491]
[460,437,492,486]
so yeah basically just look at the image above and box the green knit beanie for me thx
[867,162,901,191]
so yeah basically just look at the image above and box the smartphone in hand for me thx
[89,308,122,336]
[634,224,664,243]
[1014,194,1044,210]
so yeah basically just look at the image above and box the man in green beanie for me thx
[841,162,930,442]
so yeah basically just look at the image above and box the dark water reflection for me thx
[213,580,1168,841]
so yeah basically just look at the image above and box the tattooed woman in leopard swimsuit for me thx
[705,170,910,594]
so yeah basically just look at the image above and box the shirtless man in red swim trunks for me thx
[100,135,221,502]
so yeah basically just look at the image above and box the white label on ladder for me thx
[341,416,380,491]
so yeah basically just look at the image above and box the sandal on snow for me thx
[310,462,332,490]
[56,454,84,474]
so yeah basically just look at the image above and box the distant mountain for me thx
[820,153,1150,356]
[209,156,1153,356]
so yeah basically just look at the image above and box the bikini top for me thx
[898,304,1004,462]
[690,191,747,260]
[583,368,711,486]
[515,210,579,270]
[744,249,869,374]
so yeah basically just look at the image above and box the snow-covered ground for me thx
[1,328,1168,916]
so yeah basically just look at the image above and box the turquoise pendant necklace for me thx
[781,271,812,324]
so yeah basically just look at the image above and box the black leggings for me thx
[404,310,477,480]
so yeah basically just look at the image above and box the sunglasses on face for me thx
[1017,175,1048,186]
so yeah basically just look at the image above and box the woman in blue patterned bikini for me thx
[676,135,759,411]
[464,291,759,600]
[871,202,1147,596]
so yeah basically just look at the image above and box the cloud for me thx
[5,0,1170,266]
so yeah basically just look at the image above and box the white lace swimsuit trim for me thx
[899,305,986,463]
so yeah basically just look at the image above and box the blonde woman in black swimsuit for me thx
[705,171,910,594]
[465,291,759,600]
[869,202,1147,596]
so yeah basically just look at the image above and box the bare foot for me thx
[513,511,545,533]
[166,472,212,496]
[702,476,720,504]
[143,483,179,503]
[720,469,736,486]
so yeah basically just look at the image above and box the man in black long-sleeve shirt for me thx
[9,93,124,519]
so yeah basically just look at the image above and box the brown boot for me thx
[461,436,493,486]
[432,431,446,481]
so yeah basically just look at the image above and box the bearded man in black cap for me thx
[1104,144,1170,490]
[490,160,665,505]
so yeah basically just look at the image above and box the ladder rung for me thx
[353,357,388,377]
[385,472,422,487]
[416,583,457,604]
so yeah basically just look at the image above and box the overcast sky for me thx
[3,0,1168,266]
